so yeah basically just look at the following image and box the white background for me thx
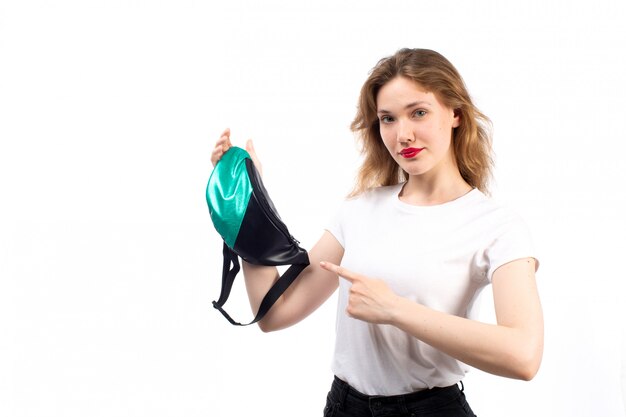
[1,1,625,416]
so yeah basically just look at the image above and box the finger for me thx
[320,261,355,283]
[218,128,232,152]
[211,147,224,159]
[215,139,232,151]
[245,139,257,159]
[213,138,227,151]
[245,139,263,175]
[222,138,232,153]
[319,260,336,271]
[218,128,230,144]
[214,137,230,153]
[210,149,224,166]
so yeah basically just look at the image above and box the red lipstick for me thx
[399,147,424,158]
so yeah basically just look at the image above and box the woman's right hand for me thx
[211,128,263,176]
[210,128,233,167]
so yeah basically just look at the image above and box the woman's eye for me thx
[380,116,394,123]
[414,110,427,118]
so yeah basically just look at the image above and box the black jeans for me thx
[323,376,477,417]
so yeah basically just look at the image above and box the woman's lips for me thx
[399,147,424,158]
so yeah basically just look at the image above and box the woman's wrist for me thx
[387,295,422,327]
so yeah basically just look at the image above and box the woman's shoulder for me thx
[346,183,403,203]
[472,190,524,218]
[469,191,533,240]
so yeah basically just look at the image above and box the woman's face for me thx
[376,76,460,179]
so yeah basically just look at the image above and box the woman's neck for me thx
[398,173,473,206]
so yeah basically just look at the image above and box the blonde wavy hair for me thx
[349,48,493,196]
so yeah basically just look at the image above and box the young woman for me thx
[210,48,543,417]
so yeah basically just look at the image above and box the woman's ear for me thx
[452,109,461,128]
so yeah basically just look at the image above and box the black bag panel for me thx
[245,158,281,220]
[234,193,309,266]
[228,158,309,266]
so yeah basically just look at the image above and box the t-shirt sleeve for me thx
[325,201,346,248]
[485,215,539,282]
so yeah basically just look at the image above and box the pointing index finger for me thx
[320,261,355,282]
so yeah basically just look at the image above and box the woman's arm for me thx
[320,258,543,380]
[210,129,344,332]
[244,231,343,332]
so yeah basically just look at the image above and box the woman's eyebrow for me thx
[377,101,432,114]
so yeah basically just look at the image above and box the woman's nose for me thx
[397,120,414,143]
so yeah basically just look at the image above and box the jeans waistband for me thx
[332,376,461,405]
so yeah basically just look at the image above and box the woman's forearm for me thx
[241,232,343,332]
[390,298,543,380]
[241,261,280,318]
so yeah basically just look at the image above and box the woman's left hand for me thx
[320,261,402,325]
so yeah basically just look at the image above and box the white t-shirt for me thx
[326,183,538,396]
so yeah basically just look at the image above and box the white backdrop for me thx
[1,1,625,416]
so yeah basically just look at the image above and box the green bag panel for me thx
[206,147,253,248]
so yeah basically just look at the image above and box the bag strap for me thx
[211,243,241,313]
[211,243,308,326]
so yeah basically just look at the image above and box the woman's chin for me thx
[400,165,429,177]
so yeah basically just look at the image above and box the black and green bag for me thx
[206,146,310,326]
